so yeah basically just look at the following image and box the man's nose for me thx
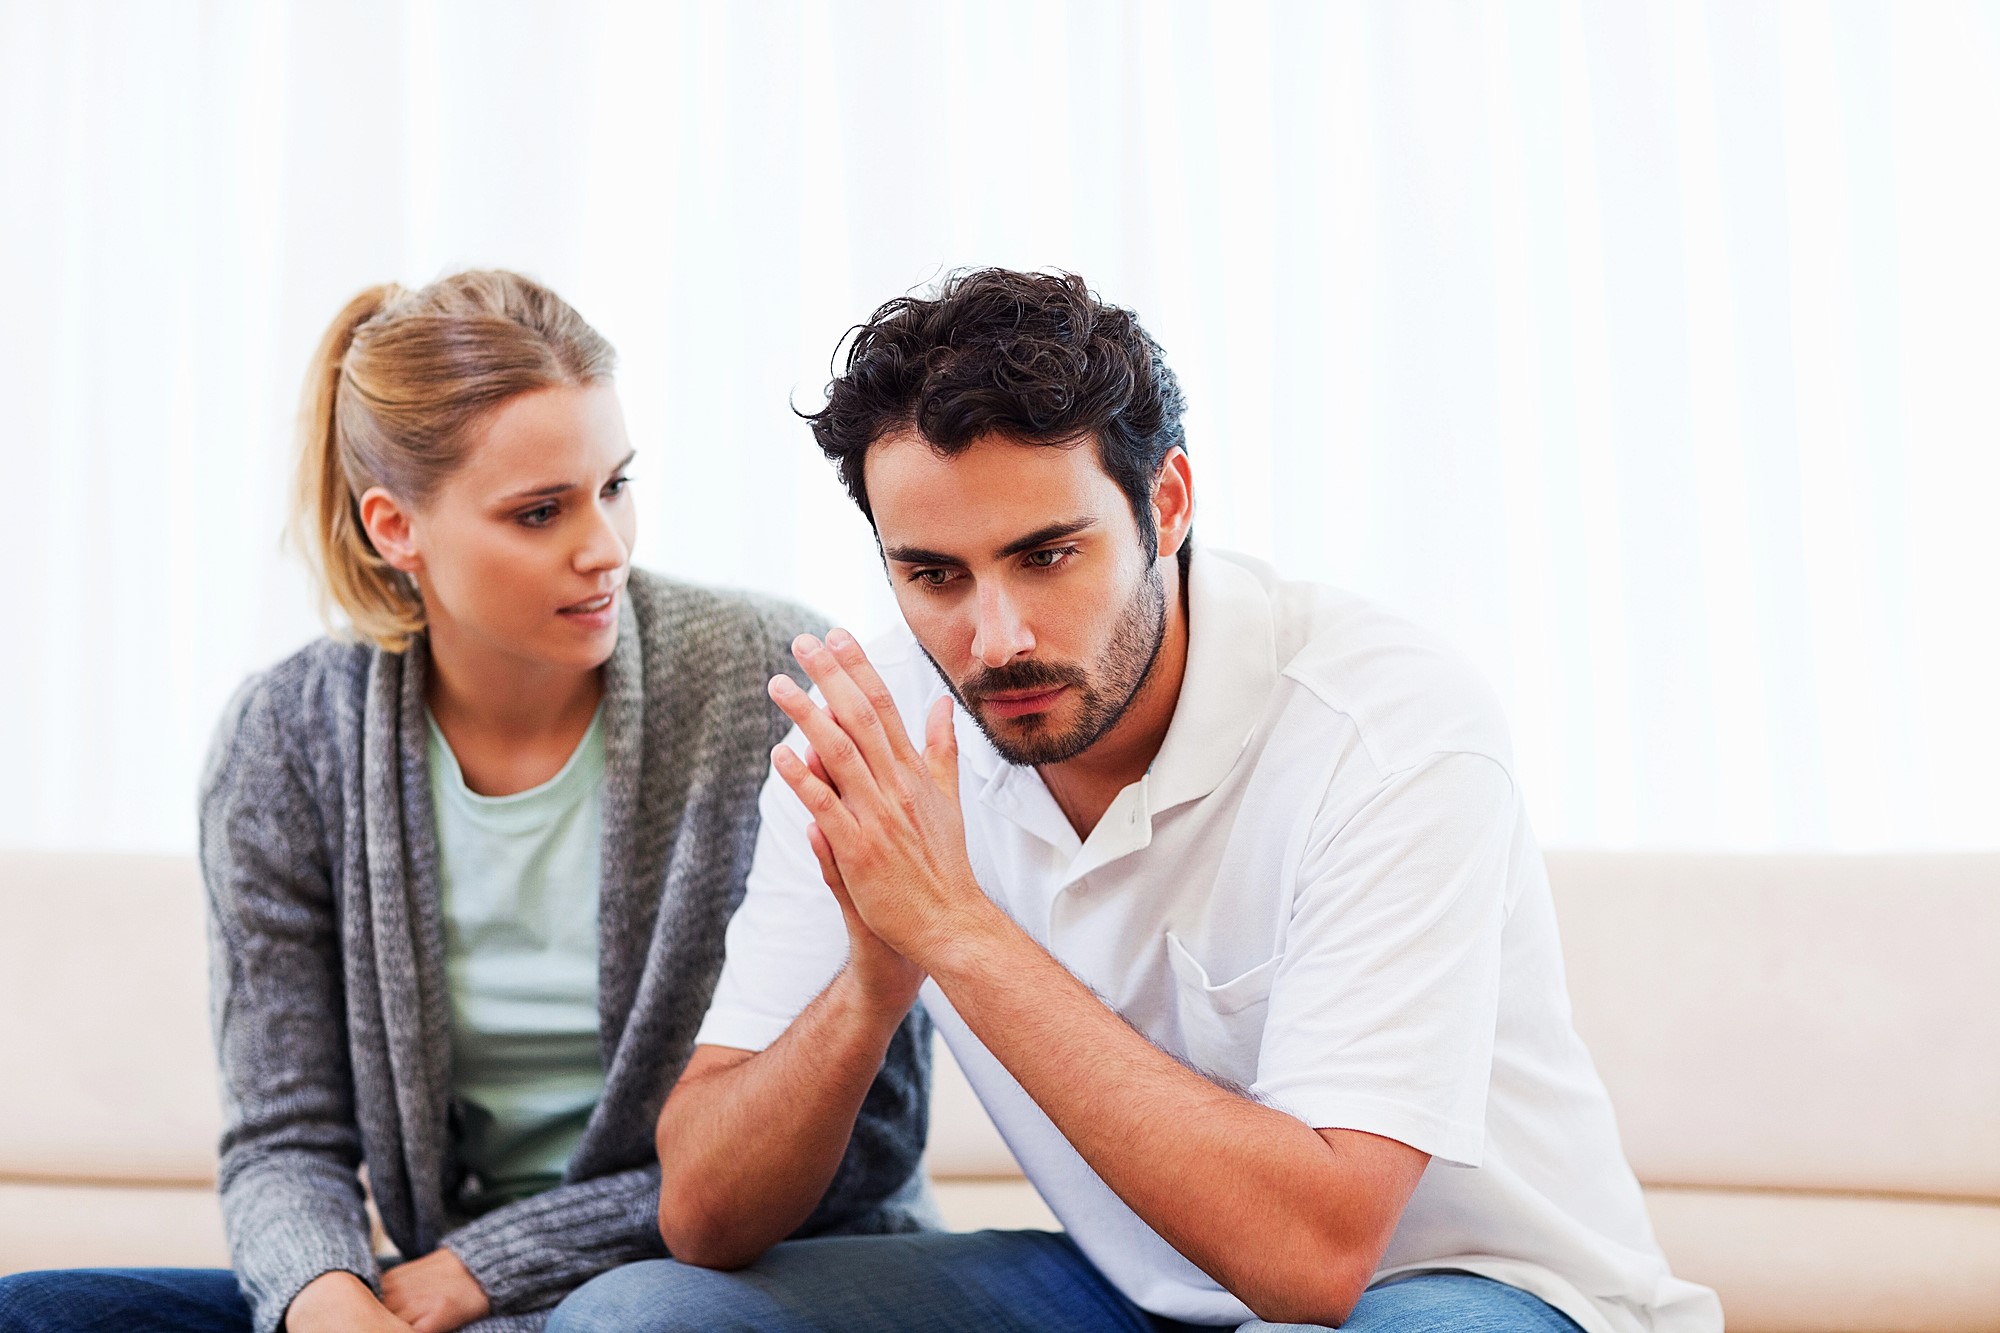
[969,583,1034,668]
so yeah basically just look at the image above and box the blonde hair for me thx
[290,270,617,652]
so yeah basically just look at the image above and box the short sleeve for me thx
[1252,751,1519,1168]
[692,724,852,1052]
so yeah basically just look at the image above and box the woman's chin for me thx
[550,624,619,672]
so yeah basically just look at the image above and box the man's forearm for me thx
[655,965,916,1268]
[924,908,1410,1325]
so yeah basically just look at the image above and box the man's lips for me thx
[978,685,1068,719]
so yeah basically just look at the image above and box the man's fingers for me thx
[791,633,909,776]
[804,816,860,920]
[768,673,878,801]
[771,742,861,842]
[824,629,922,762]
[805,821,843,888]
[924,694,960,799]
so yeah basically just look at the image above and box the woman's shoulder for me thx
[624,567,830,676]
[202,634,375,798]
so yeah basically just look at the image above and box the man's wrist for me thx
[830,954,924,1034]
[911,888,1018,988]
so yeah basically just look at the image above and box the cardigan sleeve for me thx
[438,1010,933,1315]
[198,673,382,1333]
[439,1164,664,1313]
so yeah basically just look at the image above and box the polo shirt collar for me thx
[1144,545,1280,815]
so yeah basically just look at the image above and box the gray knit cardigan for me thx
[198,570,932,1333]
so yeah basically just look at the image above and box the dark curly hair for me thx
[804,269,1190,566]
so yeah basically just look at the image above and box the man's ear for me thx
[358,486,422,575]
[1151,448,1194,558]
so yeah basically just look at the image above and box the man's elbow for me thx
[655,1193,766,1272]
[1236,1249,1372,1328]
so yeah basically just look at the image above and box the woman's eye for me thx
[604,475,631,497]
[520,504,558,527]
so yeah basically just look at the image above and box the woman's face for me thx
[366,381,638,676]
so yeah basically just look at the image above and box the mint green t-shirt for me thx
[426,704,608,1210]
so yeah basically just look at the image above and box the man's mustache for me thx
[961,660,1088,701]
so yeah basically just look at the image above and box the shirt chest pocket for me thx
[1163,932,1280,1089]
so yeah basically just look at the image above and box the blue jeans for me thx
[0,1268,251,1332]
[547,1229,1587,1333]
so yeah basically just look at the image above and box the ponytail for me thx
[289,284,425,651]
[285,272,616,652]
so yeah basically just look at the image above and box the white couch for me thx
[3,850,1996,1331]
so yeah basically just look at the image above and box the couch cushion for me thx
[0,853,221,1184]
[1643,1184,2000,1333]
[0,1180,230,1276]
[1548,852,2000,1200]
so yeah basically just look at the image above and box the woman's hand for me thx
[379,1248,492,1333]
[285,1270,417,1333]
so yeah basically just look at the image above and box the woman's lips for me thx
[558,589,617,629]
[980,686,1067,719]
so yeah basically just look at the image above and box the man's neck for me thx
[1037,563,1191,839]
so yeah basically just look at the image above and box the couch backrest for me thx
[0,852,220,1185]
[1546,850,1999,1201]
[926,851,2000,1201]
[5,850,1996,1206]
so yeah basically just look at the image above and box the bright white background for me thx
[2,0,1995,855]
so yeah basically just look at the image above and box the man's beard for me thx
[922,559,1169,767]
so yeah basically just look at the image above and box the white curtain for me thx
[2,0,1994,854]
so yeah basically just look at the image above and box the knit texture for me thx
[199,570,933,1333]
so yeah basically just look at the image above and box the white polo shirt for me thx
[696,548,1721,1333]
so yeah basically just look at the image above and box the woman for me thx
[0,271,932,1333]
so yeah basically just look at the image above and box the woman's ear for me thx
[358,486,422,574]
[1151,448,1194,558]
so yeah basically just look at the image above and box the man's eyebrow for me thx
[501,450,638,503]
[883,516,1099,567]
[995,517,1097,559]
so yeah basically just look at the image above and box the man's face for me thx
[865,430,1168,766]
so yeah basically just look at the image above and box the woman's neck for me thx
[422,619,604,796]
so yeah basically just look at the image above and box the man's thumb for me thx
[924,694,960,799]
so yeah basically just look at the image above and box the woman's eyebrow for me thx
[501,450,638,502]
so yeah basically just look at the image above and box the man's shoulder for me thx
[1225,552,1516,777]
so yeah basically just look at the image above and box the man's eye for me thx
[1026,546,1076,570]
[912,569,954,589]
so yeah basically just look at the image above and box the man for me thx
[548,270,1722,1333]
